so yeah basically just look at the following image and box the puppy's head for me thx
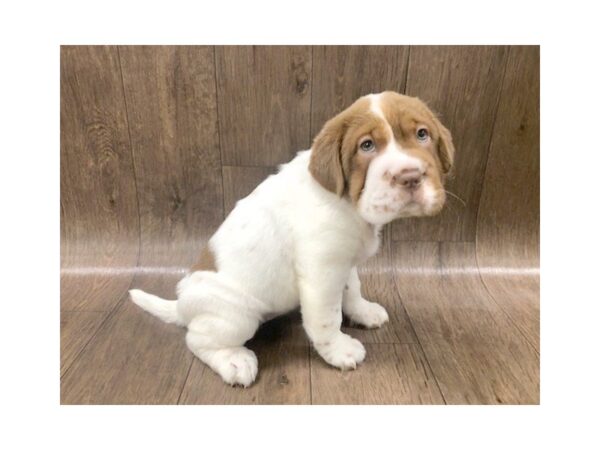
[309,91,455,225]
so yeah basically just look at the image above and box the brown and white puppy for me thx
[130,91,455,387]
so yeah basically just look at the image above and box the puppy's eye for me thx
[360,139,375,152]
[416,128,429,141]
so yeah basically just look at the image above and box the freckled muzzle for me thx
[357,156,446,225]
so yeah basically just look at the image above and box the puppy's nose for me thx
[393,168,424,190]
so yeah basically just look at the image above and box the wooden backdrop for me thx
[61,46,539,404]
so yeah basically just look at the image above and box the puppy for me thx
[130,91,455,387]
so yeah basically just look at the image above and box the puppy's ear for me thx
[435,120,455,176]
[309,116,346,196]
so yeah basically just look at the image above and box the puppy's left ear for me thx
[436,120,455,176]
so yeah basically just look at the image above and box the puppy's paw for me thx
[345,299,389,329]
[315,333,366,370]
[213,347,258,388]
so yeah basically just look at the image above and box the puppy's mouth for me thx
[394,198,427,218]
[375,188,445,218]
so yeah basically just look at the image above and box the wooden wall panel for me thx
[119,46,223,269]
[310,46,410,138]
[60,45,139,269]
[215,46,312,166]
[392,46,509,241]
[476,46,540,268]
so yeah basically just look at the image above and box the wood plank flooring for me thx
[60,242,539,404]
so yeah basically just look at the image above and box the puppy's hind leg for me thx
[185,313,260,387]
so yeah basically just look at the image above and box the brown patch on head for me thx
[190,245,217,273]
[309,97,389,202]
[378,91,455,177]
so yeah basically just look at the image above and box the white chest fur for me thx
[356,224,381,264]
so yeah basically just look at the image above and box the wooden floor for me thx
[60,236,539,405]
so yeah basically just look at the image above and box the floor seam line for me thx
[389,246,447,405]
[177,359,195,405]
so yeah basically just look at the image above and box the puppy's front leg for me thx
[299,274,366,370]
[342,267,389,328]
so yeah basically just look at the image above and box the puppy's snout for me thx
[392,168,424,190]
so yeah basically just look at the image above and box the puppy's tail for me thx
[129,289,184,327]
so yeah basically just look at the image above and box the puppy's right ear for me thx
[309,116,346,196]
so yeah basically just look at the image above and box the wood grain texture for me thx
[61,46,139,269]
[391,241,539,404]
[60,273,133,312]
[60,46,139,317]
[420,338,538,405]
[119,46,223,270]
[310,46,410,138]
[476,46,540,268]
[311,344,444,404]
[392,46,509,242]
[392,242,503,343]
[61,274,193,404]
[216,46,312,166]
[60,311,107,377]
[476,274,539,353]
[475,46,540,354]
